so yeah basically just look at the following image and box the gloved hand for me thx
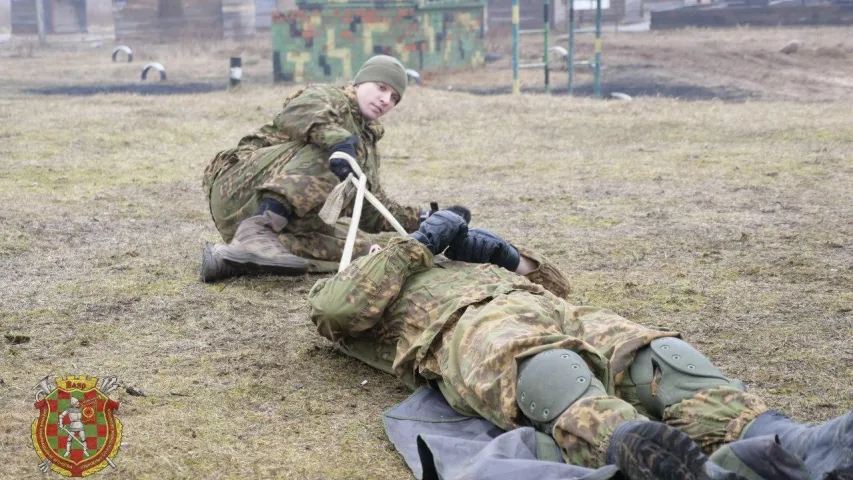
[409,210,468,255]
[419,202,472,224]
[445,228,521,272]
[329,135,359,181]
[446,205,472,223]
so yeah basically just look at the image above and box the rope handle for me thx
[331,152,408,272]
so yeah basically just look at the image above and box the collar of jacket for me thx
[343,84,385,144]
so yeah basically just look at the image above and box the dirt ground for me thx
[0,26,852,479]
[442,25,853,101]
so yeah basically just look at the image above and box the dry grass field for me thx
[1,26,852,479]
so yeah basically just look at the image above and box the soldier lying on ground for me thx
[200,55,468,282]
[307,211,853,480]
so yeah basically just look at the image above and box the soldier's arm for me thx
[272,87,353,150]
[354,150,421,233]
[359,180,422,234]
[515,245,573,299]
[308,238,434,341]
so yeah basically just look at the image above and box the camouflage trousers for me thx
[204,142,324,243]
[278,222,400,273]
[435,291,768,468]
[203,144,403,272]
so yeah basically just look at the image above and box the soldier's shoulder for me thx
[280,83,345,106]
[303,83,350,102]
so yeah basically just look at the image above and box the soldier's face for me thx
[356,81,399,120]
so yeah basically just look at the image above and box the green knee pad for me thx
[629,338,745,419]
[516,349,607,433]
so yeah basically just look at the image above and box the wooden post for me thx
[229,57,242,90]
[35,0,46,45]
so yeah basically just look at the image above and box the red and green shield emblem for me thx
[32,376,122,477]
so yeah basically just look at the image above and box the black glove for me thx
[419,202,472,224]
[408,210,468,255]
[445,205,472,223]
[329,135,359,181]
[445,228,521,272]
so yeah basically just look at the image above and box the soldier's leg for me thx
[202,146,243,235]
[436,292,715,476]
[739,409,853,479]
[618,336,815,479]
[201,145,313,282]
[626,337,766,450]
[636,342,829,479]
[205,145,266,243]
[278,220,398,273]
[529,304,680,465]
[200,204,310,282]
[562,306,762,449]
[564,305,680,414]
[571,308,811,479]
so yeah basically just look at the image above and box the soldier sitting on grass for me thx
[200,55,468,282]
[307,210,853,480]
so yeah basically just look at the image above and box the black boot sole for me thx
[609,421,743,480]
[200,244,218,283]
[200,243,239,283]
[220,249,310,276]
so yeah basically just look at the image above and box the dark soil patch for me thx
[448,67,759,102]
[24,82,223,96]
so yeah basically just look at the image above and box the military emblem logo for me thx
[32,375,122,477]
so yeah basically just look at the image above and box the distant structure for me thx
[486,0,626,33]
[650,0,853,29]
[0,0,629,45]
[270,0,487,83]
[0,0,265,41]
[0,0,655,44]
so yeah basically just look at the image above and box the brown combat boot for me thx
[218,211,310,276]
[200,242,252,283]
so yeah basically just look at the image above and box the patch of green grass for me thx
[0,231,30,256]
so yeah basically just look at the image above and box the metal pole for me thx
[543,0,550,94]
[229,57,242,90]
[568,0,575,95]
[35,0,46,46]
[512,0,520,95]
[594,0,602,98]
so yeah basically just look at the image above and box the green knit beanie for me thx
[353,55,407,103]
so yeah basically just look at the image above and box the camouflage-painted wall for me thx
[271,0,486,83]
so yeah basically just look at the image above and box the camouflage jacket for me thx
[238,83,379,153]
[308,238,574,390]
[205,83,421,239]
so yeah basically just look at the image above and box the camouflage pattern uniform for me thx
[308,238,769,468]
[202,84,421,271]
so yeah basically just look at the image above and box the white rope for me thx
[326,152,407,272]
[339,172,367,272]
[317,176,406,236]
[347,176,407,235]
